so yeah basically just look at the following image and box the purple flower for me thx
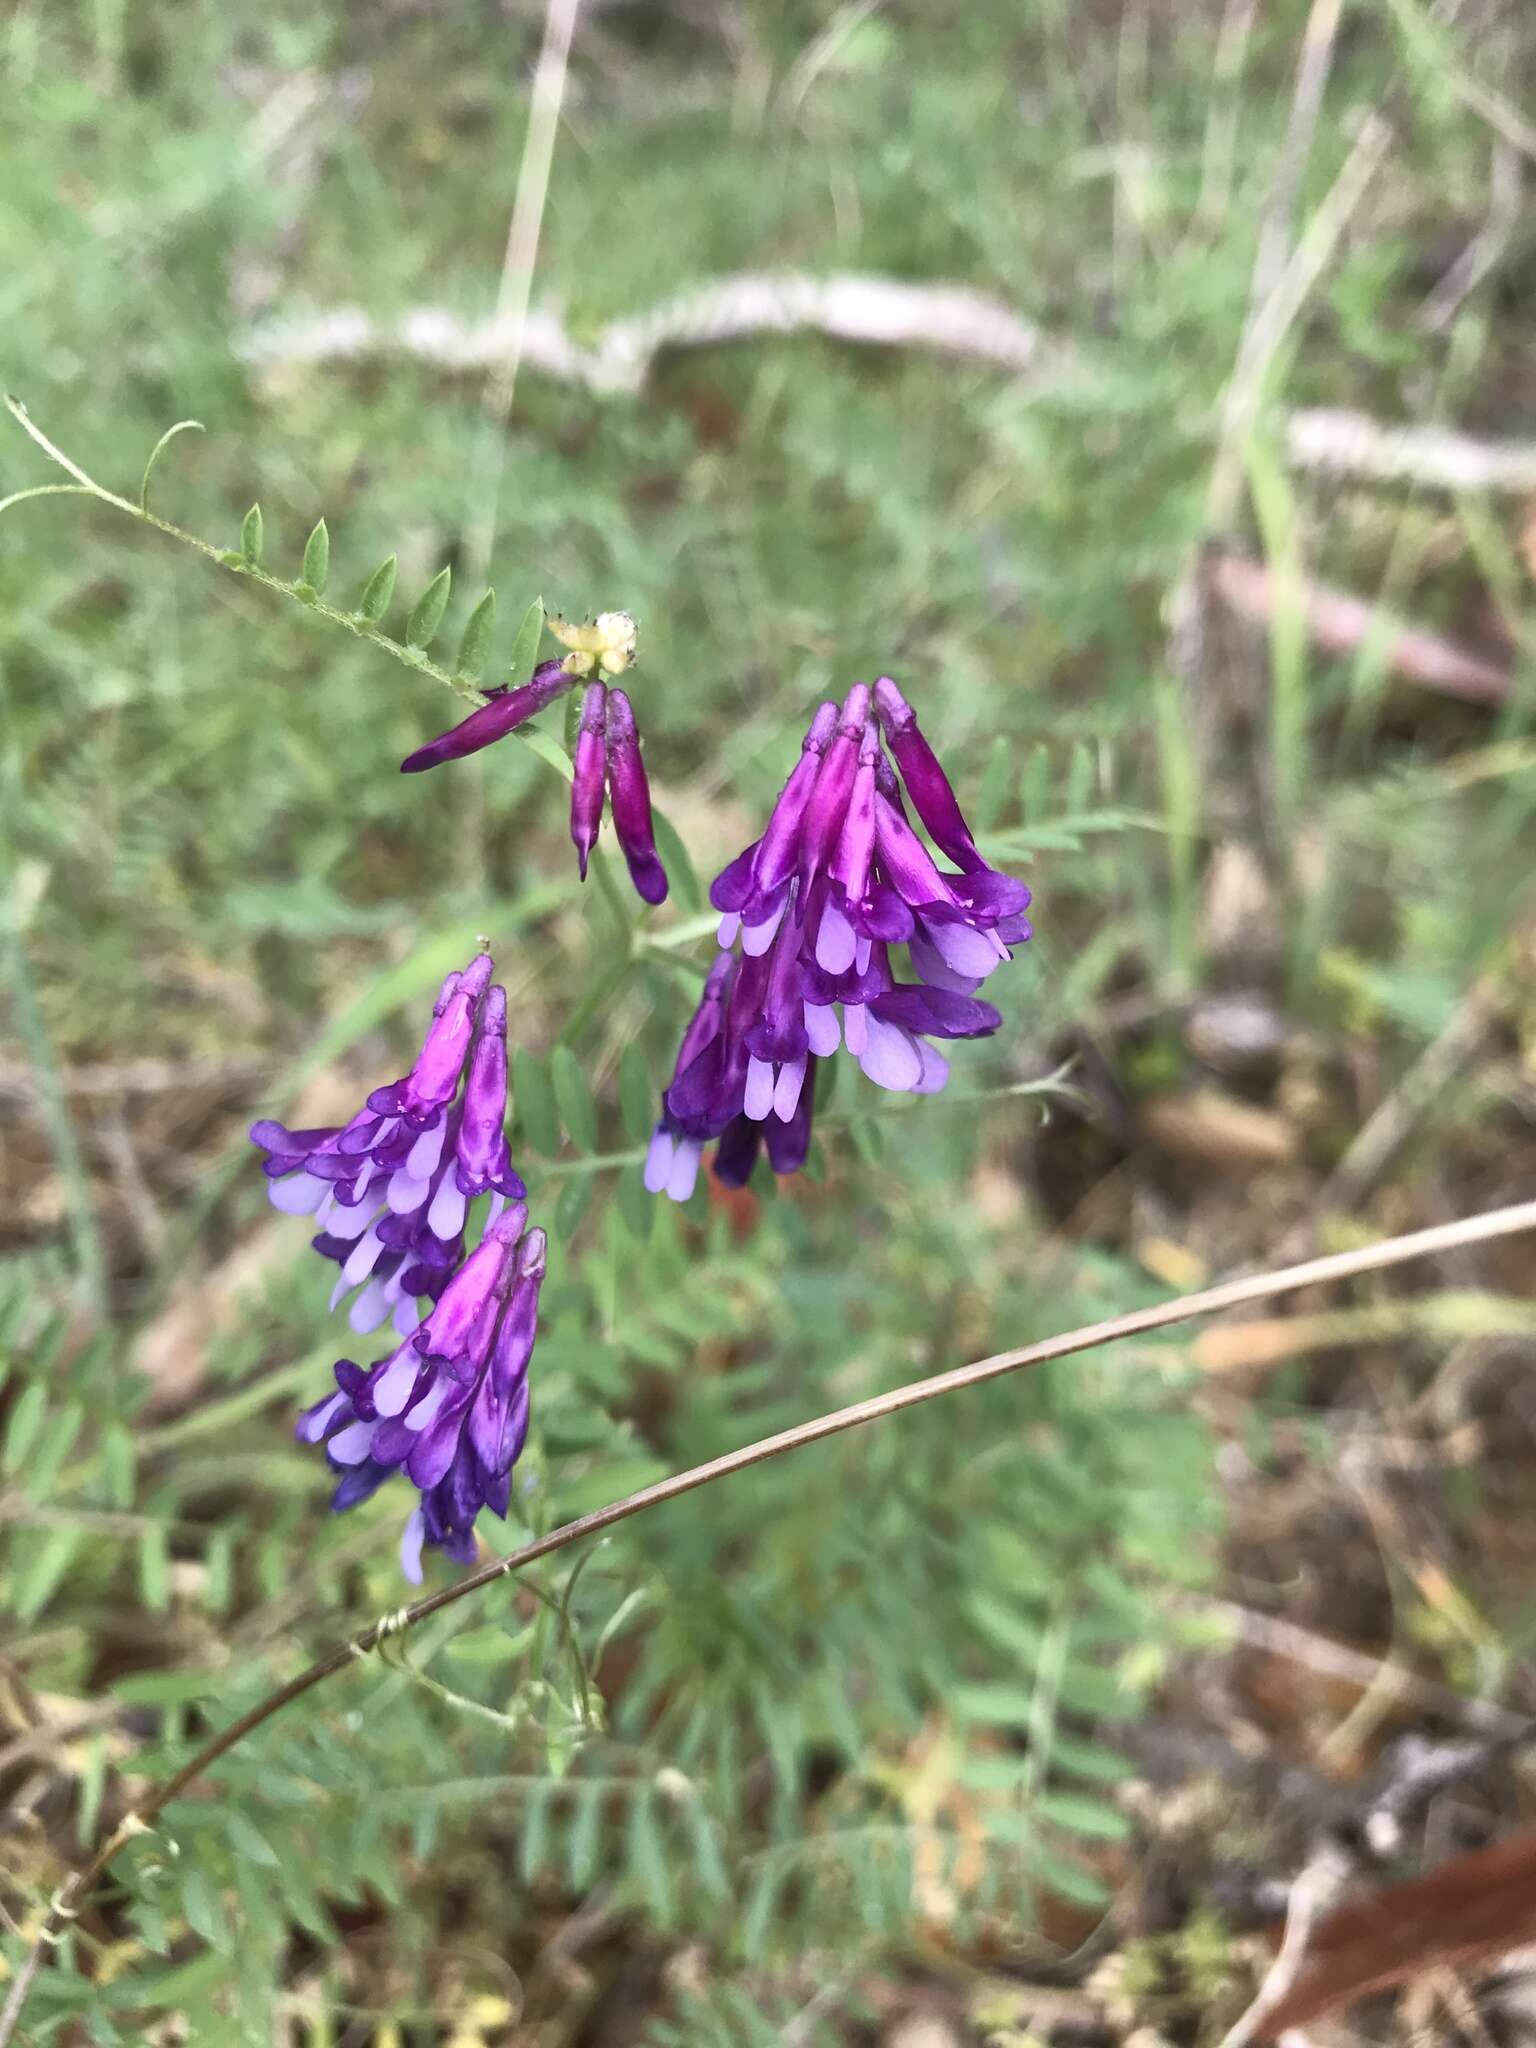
[649,677,1030,1196]
[605,687,668,905]
[564,682,671,905]
[399,643,668,907]
[252,952,525,1336]
[296,1208,548,1581]
[401,660,573,774]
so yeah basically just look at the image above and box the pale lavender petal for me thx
[372,1346,422,1417]
[815,900,858,975]
[741,897,787,957]
[405,1121,447,1179]
[908,931,985,995]
[717,911,742,948]
[392,1296,423,1338]
[859,1015,924,1092]
[644,1127,676,1194]
[913,1042,950,1094]
[924,918,1006,979]
[427,1177,468,1240]
[773,1056,807,1121]
[665,1138,703,1203]
[297,1390,348,1443]
[342,1227,385,1287]
[844,1003,869,1056]
[324,1196,379,1242]
[399,1506,426,1584]
[804,1000,841,1057]
[386,1169,430,1215]
[348,1277,394,1334]
[744,1055,776,1122]
[329,1419,379,1465]
[269,1172,329,1216]
[404,1377,452,1433]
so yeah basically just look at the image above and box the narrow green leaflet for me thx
[551,1044,599,1152]
[513,1049,560,1155]
[507,594,545,679]
[357,553,397,623]
[456,588,496,677]
[299,517,329,596]
[405,564,452,648]
[618,1041,656,1143]
[238,503,263,566]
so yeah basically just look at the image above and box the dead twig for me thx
[238,270,1051,392]
[1208,548,1512,706]
[1195,1598,1529,1743]
[237,275,1536,499]
[1223,1847,1352,2048]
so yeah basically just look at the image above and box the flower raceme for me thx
[398,613,668,906]
[645,677,1031,1201]
[297,1208,548,1581]
[256,951,548,1578]
[251,954,525,1339]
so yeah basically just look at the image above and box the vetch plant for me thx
[9,398,1525,2047]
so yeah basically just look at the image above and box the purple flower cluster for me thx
[400,620,668,906]
[252,955,524,1339]
[297,1208,547,1581]
[645,677,1031,1201]
[254,952,544,1578]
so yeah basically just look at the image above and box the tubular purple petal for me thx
[605,687,669,905]
[872,675,985,872]
[870,984,1003,1039]
[401,660,572,773]
[569,681,607,881]
[749,700,839,901]
[797,683,869,893]
[711,1114,762,1187]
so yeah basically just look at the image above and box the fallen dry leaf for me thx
[1142,1089,1300,1170]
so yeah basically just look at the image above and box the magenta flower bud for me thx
[797,683,869,892]
[368,953,494,1123]
[872,676,983,872]
[401,660,573,774]
[569,681,608,881]
[828,719,880,908]
[748,700,839,904]
[412,1200,526,1378]
[455,986,525,1201]
[468,1228,546,1475]
[871,792,954,911]
[605,687,669,906]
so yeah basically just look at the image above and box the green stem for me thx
[1,397,574,782]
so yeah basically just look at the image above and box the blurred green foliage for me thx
[2,0,1535,2037]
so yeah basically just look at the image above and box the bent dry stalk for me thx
[7,1196,1536,2048]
